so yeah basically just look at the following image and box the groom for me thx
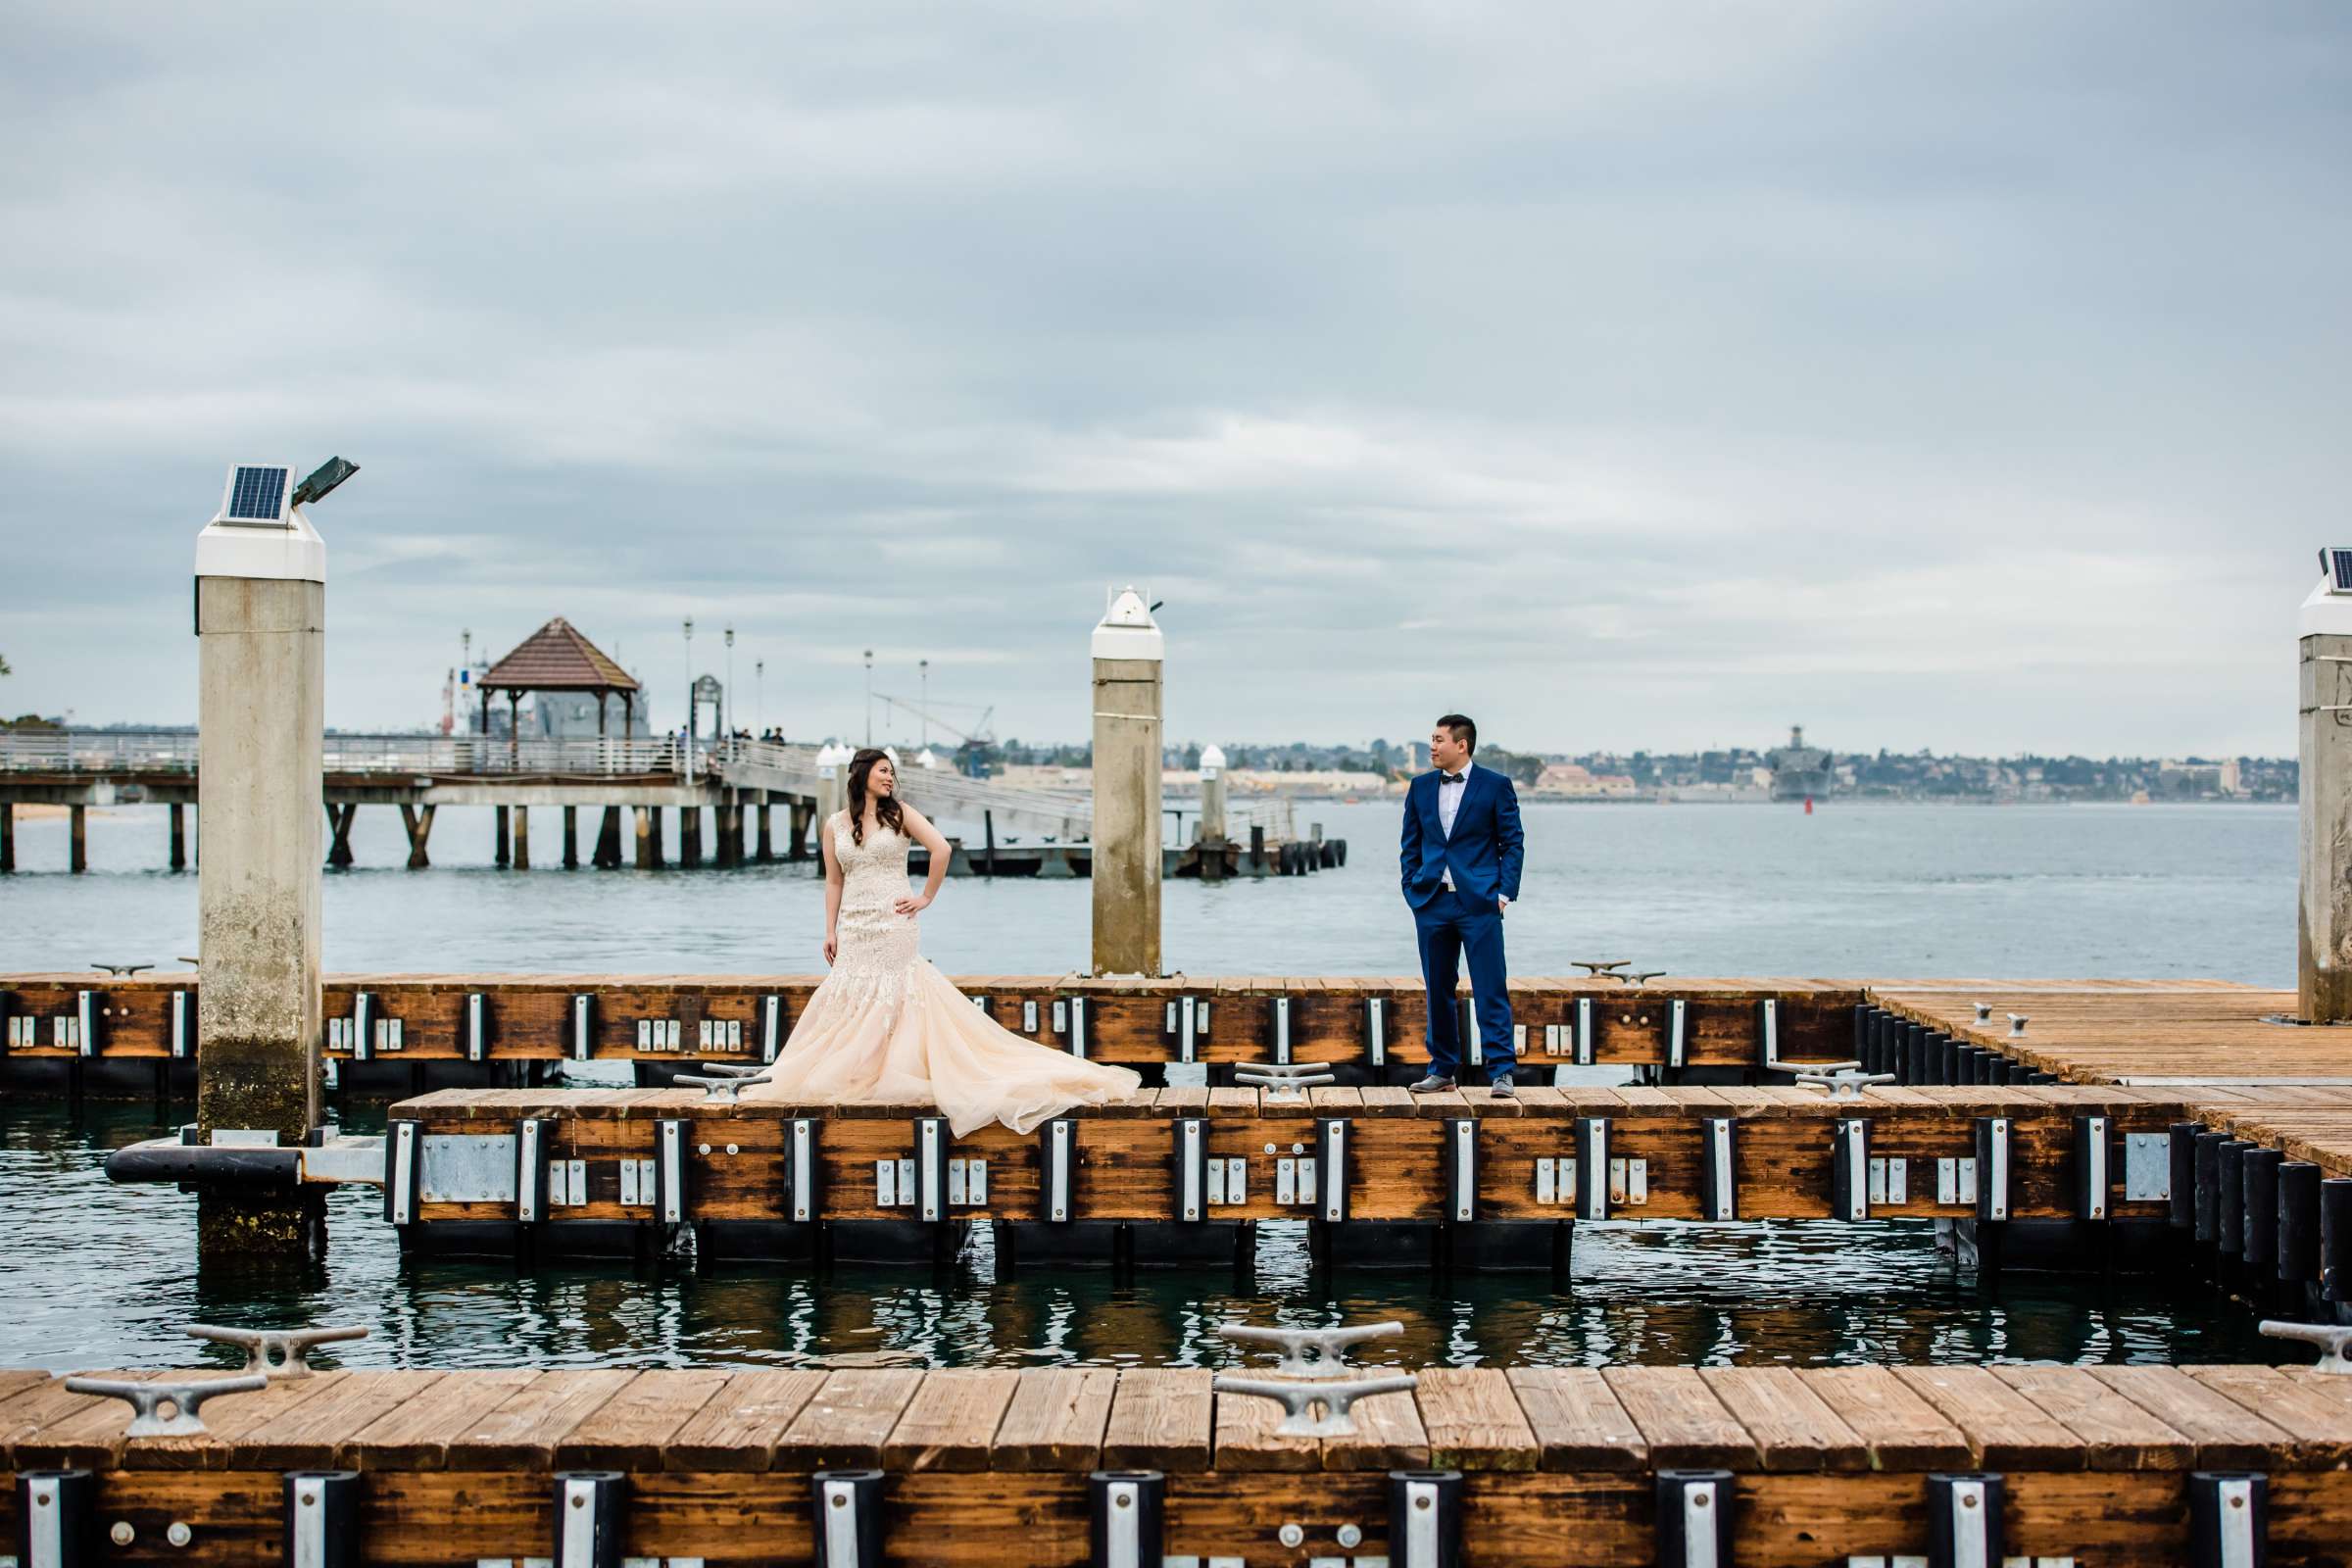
[1399,713,1525,1095]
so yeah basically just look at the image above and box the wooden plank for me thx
[1601,1368,1758,1469]
[1800,1366,1970,1471]
[2185,1365,2352,1465]
[1697,1367,1869,1472]
[1212,1377,1319,1473]
[1101,1367,1214,1473]
[1991,1365,2193,1470]
[773,1368,926,1469]
[2090,1366,2303,1470]
[217,1370,449,1471]
[1504,1367,1647,1471]
[991,1366,1117,1471]
[0,1370,49,1408]
[1321,1381,1429,1472]
[881,1368,1020,1472]
[663,1368,831,1472]
[441,1369,636,1469]
[349,1368,540,1469]
[1413,1367,1536,1472]
[553,1369,731,1470]
[1892,1366,2087,1469]
[122,1370,360,1472]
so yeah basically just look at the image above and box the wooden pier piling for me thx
[513,805,530,871]
[563,805,579,869]
[167,802,184,870]
[398,803,433,869]
[68,804,84,873]
[494,805,511,867]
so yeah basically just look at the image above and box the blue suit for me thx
[1400,763,1524,1082]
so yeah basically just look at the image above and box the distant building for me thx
[1534,762,1637,799]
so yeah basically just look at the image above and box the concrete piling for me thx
[2302,566,2352,1021]
[193,564,326,1255]
[1090,587,1163,977]
[399,803,434,869]
[1198,744,1228,883]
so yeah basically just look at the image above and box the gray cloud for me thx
[2,1,2345,756]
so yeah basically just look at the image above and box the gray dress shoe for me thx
[1488,1073,1516,1097]
[1407,1073,1457,1094]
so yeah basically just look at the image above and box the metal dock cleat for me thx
[676,1068,776,1103]
[2007,1013,2030,1038]
[1795,1068,1897,1102]
[1217,1319,1403,1379]
[2261,1319,2352,1373]
[185,1323,369,1378]
[62,1373,269,1436]
[1618,970,1668,986]
[90,961,155,977]
[1973,1002,1992,1021]
[1233,1061,1336,1102]
[1211,1372,1419,1437]
[1573,959,1631,977]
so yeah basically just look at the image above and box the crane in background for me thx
[875,693,1000,778]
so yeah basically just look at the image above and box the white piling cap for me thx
[2303,572,2352,638]
[1200,744,1226,776]
[1092,585,1164,662]
[916,748,939,768]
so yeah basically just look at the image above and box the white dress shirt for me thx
[1437,768,1468,888]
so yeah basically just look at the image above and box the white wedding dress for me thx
[739,813,1141,1135]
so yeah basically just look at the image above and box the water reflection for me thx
[0,1102,2287,1373]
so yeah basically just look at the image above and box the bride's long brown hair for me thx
[845,748,906,846]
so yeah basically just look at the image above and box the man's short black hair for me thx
[1436,713,1477,753]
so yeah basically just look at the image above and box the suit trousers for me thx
[1412,886,1515,1081]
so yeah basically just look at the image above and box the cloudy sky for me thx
[3,2,2345,757]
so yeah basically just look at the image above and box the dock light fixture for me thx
[682,618,695,778]
[194,456,358,587]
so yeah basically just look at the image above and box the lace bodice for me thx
[832,813,921,981]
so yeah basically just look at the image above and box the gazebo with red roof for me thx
[477,617,641,757]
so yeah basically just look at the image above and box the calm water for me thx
[0,800,2299,1371]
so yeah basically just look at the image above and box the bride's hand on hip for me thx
[894,893,932,916]
[822,932,838,964]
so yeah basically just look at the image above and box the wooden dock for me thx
[3,1361,2349,1564]
[0,973,1863,1083]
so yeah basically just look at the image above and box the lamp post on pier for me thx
[682,617,695,778]
[920,658,929,747]
[863,648,874,746]
[724,625,735,752]
[756,659,764,736]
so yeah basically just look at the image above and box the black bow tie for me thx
[1441,772,1467,785]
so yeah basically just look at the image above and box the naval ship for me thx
[1768,724,1834,803]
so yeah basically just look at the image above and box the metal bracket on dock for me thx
[1795,1068,1895,1102]
[1234,1061,1334,1102]
[2260,1319,2352,1373]
[62,1372,269,1436]
[186,1322,368,1378]
[1217,1319,1403,1379]
[1210,1372,1418,1437]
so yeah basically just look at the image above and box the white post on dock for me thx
[1091,587,1163,976]
[2302,552,2352,1021]
[192,461,343,1253]
[1197,743,1228,883]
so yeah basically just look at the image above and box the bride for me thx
[740,747,1141,1134]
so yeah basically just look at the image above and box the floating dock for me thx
[2,1361,2348,1564]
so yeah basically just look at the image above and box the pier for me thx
[0,729,1311,874]
[2,1359,2348,1564]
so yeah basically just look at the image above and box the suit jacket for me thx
[1399,762,1525,912]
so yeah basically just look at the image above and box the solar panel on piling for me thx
[225,465,290,522]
